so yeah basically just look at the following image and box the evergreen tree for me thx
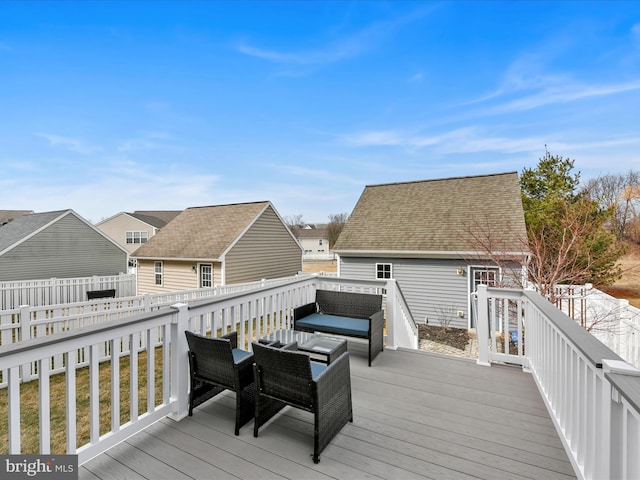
[520,151,624,299]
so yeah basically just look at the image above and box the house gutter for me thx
[133,256,223,262]
[333,249,530,259]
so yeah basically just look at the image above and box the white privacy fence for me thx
[552,284,640,369]
[0,275,416,464]
[476,285,640,480]
[0,274,136,310]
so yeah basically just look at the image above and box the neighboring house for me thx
[132,201,303,293]
[96,210,182,255]
[0,210,128,282]
[294,224,331,256]
[0,210,34,226]
[333,172,529,329]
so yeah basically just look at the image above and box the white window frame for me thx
[154,261,163,286]
[473,267,501,288]
[126,231,149,244]
[376,263,392,279]
[200,264,213,288]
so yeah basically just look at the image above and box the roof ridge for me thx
[185,201,270,210]
[365,171,518,188]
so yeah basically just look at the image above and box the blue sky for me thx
[1,1,639,224]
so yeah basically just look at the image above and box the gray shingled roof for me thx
[0,210,69,253]
[333,172,528,254]
[295,226,329,239]
[133,202,271,260]
[0,210,34,225]
[130,211,182,229]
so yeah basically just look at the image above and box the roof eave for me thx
[133,256,223,262]
[333,249,530,260]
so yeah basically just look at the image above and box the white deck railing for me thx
[9,277,640,478]
[475,284,640,480]
[0,275,416,464]
[0,274,317,367]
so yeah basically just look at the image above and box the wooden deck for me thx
[79,344,577,480]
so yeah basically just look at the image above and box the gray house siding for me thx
[339,256,470,329]
[225,206,302,284]
[0,214,127,281]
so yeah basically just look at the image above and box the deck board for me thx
[80,346,577,480]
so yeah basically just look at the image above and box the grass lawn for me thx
[0,347,164,454]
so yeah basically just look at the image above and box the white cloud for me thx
[117,131,172,153]
[35,133,102,155]
[340,126,552,156]
[340,127,478,151]
[409,71,424,83]
[236,6,432,67]
[486,80,640,115]
[266,163,363,185]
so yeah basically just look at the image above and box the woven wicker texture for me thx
[293,290,385,366]
[315,290,382,318]
[252,342,353,463]
[185,331,256,435]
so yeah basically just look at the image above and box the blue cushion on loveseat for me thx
[296,313,369,337]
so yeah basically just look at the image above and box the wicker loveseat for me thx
[293,289,384,366]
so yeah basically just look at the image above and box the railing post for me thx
[475,285,491,367]
[169,302,190,421]
[19,304,32,381]
[600,359,640,480]
[51,278,58,305]
[385,279,397,350]
[143,293,152,312]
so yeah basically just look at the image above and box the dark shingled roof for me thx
[333,172,528,254]
[294,226,329,239]
[133,201,271,260]
[0,210,34,225]
[130,211,182,229]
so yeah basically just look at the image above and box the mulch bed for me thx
[418,324,470,351]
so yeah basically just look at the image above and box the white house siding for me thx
[97,214,156,254]
[225,206,302,284]
[299,237,328,254]
[0,214,127,282]
[339,256,470,329]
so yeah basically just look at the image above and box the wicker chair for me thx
[184,331,255,435]
[252,341,353,463]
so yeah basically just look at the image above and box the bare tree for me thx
[283,213,304,231]
[584,170,640,241]
[461,216,530,289]
[327,212,348,250]
[463,198,623,303]
[526,197,623,302]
